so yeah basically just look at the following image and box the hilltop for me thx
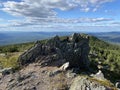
[0,33,120,90]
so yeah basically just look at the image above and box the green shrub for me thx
[0,54,20,69]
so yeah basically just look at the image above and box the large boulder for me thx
[18,33,90,69]
[70,76,115,90]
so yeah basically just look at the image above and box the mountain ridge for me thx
[0,33,120,90]
[0,31,120,46]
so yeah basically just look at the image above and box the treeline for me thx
[0,42,34,53]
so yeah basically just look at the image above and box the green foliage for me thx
[89,36,120,82]
[1,46,19,53]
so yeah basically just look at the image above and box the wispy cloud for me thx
[110,22,120,26]
[0,0,117,31]
[1,17,112,28]
[1,0,114,18]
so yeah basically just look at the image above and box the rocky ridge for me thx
[0,33,118,90]
[18,33,90,69]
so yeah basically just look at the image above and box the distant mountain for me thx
[0,32,50,46]
[0,31,120,46]
[88,32,120,44]
[0,33,10,40]
[0,32,74,46]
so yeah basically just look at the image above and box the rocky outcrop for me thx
[18,33,90,69]
[18,43,42,66]
[70,76,115,90]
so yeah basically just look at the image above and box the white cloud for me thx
[0,0,115,30]
[2,1,57,18]
[1,0,114,18]
[1,0,77,18]
[72,0,114,12]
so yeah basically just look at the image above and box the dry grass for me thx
[0,52,21,69]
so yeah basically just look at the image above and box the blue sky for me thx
[0,0,120,32]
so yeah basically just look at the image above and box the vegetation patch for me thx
[89,36,120,82]
[0,53,21,69]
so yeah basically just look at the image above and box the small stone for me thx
[91,70,105,80]
[30,86,36,90]
[41,70,48,74]
[116,81,120,89]
[59,62,69,71]
[8,78,14,82]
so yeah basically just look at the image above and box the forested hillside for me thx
[89,36,120,82]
